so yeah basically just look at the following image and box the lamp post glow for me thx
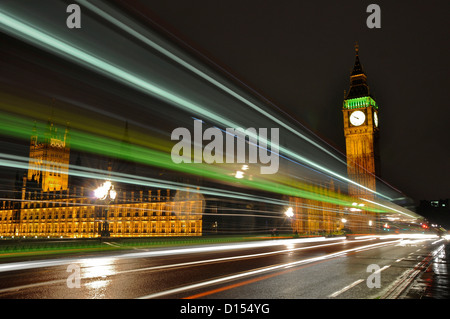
[94,180,116,201]
[284,207,295,236]
[94,180,116,237]
[285,207,294,218]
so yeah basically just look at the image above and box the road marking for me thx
[378,265,391,272]
[0,236,382,275]
[395,258,404,263]
[0,239,369,294]
[137,240,401,299]
[328,265,391,298]
[138,254,350,299]
[0,279,66,295]
[0,239,400,297]
[0,242,343,295]
[0,237,345,273]
[183,258,333,299]
[381,245,445,299]
[328,279,364,298]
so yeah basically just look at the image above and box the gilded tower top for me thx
[345,43,371,100]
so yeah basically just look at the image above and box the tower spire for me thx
[350,42,364,76]
[346,42,370,99]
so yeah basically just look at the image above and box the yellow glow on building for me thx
[0,121,203,238]
[0,188,203,238]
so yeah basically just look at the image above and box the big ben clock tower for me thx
[343,43,380,232]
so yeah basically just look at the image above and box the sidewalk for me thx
[403,242,450,299]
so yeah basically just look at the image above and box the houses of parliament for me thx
[0,45,380,238]
[0,120,204,238]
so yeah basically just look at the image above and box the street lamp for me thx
[285,207,294,218]
[283,207,295,236]
[94,180,116,201]
[94,180,117,237]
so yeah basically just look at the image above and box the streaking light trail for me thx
[137,238,403,299]
[0,148,386,214]
[0,9,393,202]
[78,0,348,166]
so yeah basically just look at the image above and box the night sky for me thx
[136,0,449,202]
[0,0,449,203]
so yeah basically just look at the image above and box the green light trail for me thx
[0,151,387,217]
[0,92,173,154]
[0,153,285,209]
[0,10,392,202]
[0,112,390,213]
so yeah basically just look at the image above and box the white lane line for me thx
[328,265,391,298]
[378,265,391,272]
[0,239,400,296]
[0,240,353,294]
[395,258,404,263]
[328,279,364,298]
[0,237,344,273]
[137,240,401,299]
[0,279,66,295]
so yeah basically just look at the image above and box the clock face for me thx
[374,112,378,127]
[349,110,365,126]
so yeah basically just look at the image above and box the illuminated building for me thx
[289,181,345,235]
[342,43,380,232]
[0,121,203,238]
[28,120,71,192]
[287,44,382,235]
[0,45,386,238]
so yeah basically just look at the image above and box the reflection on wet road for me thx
[0,235,447,299]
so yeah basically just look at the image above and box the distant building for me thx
[0,121,203,238]
[417,199,450,229]
[428,199,448,209]
[289,181,346,235]
[419,199,449,211]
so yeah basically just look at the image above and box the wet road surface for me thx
[0,235,446,299]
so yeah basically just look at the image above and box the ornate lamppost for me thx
[94,180,116,237]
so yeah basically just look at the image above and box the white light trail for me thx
[0,7,394,202]
[78,0,348,167]
[137,239,402,299]
[360,197,419,219]
[0,237,346,274]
